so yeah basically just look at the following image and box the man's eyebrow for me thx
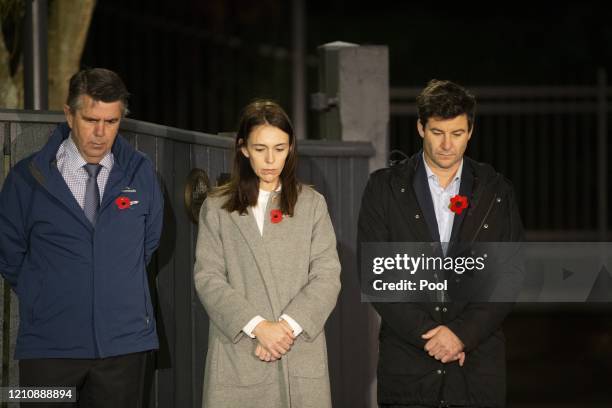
[81,115,120,121]
[429,127,466,133]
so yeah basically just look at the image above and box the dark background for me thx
[82,0,612,132]
[80,1,612,406]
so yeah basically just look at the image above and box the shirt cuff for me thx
[243,315,265,338]
[280,314,303,336]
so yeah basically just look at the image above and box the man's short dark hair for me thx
[416,79,476,131]
[66,68,130,116]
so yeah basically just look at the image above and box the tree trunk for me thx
[48,0,97,110]
[0,21,20,109]
[0,0,96,110]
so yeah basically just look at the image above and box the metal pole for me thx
[23,0,49,110]
[1,124,10,408]
[597,68,608,241]
[292,0,306,139]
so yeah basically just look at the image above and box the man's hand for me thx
[457,351,466,366]
[252,320,295,359]
[422,325,464,363]
[450,351,466,367]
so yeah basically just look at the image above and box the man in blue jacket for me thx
[0,68,163,407]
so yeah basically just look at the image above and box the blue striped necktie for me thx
[83,163,102,225]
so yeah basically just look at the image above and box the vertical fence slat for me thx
[155,136,176,408]
[597,69,608,240]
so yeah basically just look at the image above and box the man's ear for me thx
[64,105,74,128]
[417,120,425,139]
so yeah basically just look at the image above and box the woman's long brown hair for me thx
[214,99,301,216]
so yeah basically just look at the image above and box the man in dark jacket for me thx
[358,79,524,407]
[0,68,163,407]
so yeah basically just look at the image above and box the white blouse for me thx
[252,189,273,235]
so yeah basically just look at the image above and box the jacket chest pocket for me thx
[474,195,508,241]
[104,194,147,236]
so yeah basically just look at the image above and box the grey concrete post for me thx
[313,42,389,408]
[313,42,389,172]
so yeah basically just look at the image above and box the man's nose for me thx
[440,135,452,150]
[93,121,106,137]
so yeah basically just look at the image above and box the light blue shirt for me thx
[423,154,463,246]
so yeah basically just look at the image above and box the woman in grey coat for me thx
[194,100,341,408]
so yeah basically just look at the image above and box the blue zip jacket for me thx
[0,122,163,359]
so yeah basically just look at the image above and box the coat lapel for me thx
[100,162,129,211]
[42,161,95,231]
[412,156,440,243]
[390,179,434,242]
[456,170,499,244]
[388,156,436,243]
[28,123,94,231]
[228,203,283,317]
[449,160,474,242]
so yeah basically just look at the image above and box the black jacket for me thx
[358,153,524,407]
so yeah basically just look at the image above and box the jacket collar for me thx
[31,122,139,180]
[29,122,142,230]
[393,151,494,244]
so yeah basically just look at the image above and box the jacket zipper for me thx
[92,229,102,357]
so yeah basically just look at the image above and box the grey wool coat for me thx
[194,185,341,408]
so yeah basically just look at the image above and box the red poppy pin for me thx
[270,209,283,224]
[115,196,131,210]
[449,194,468,215]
